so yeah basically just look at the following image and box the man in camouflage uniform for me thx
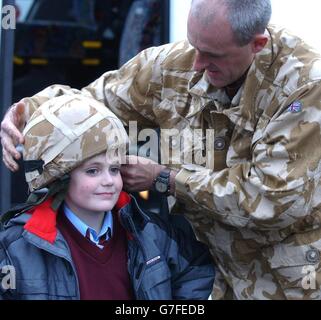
[2,0,321,299]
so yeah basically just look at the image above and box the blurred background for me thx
[0,0,320,212]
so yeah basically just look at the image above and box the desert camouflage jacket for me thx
[24,25,321,299]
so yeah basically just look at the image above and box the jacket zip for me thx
[120,201,149,296]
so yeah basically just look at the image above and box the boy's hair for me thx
[23,94,128,192]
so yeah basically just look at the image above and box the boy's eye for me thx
[86,168,99,175]
[110,166,120,175]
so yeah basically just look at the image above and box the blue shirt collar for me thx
[63,203,113,244]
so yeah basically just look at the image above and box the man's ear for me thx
[251,34,268,54]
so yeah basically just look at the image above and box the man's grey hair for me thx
[224,0,272,46]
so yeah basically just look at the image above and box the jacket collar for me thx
[24,197,57,243]
[23,191,132,244]
[118,194,151,223]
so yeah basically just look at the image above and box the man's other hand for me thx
[121,155,165,192]
[0,100,26,171]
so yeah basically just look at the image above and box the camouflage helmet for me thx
[23,94,128,192]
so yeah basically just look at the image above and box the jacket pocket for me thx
[140,263,172,300]
[262,242,321,299]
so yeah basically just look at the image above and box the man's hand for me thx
[0,100,26,171]
[120,155,165,192]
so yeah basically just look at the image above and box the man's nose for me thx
[193,51,208,72]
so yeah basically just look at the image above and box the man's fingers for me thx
[120,168,134,190]
[1,128,23,158]
[120,165,132,176]
[0,101,26,171]
[1,100,26,144]
[3,157,19,172]
[1,129,22,171]
[1,119,25,145]
[125,155,156,165]
[2,139,21,160]
[2,149,19,172]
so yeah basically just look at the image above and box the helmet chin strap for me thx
[48,175,70,211]
[50,188,68,212]
[27,174,70,204]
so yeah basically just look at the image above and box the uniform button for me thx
[306,249,320,263]
[171,138,179,149]
[214,137,226,151]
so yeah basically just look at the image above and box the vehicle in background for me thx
[13,0,133,100]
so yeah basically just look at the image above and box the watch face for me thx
[155,180,168,193]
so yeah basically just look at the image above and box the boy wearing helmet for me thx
[0,95,214,300]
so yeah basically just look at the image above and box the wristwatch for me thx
[153,169,171,195]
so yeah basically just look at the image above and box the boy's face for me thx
[65,153,123,216]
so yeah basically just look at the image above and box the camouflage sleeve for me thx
[24,45,167,126]
[175,83,321,230]
[81,46,165,126]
